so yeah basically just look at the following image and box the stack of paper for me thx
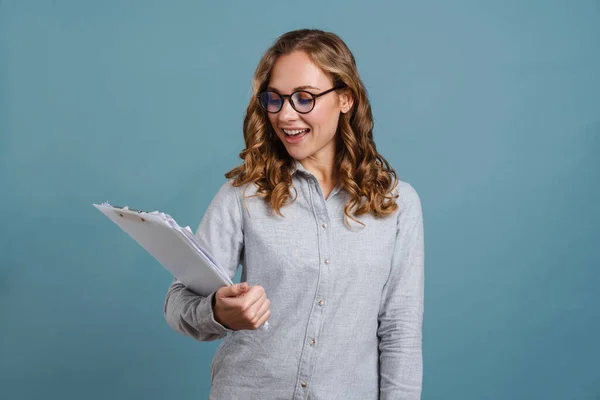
[93,202,233,296]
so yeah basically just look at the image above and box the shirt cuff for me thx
[197,291,234,335]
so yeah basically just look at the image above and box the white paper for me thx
[93,202,232,295]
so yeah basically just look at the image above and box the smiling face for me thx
[266,51,349,166]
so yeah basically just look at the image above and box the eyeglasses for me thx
[257,85,346,114]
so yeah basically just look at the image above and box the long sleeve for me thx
[163,180,245,341]
[378,182,425,399]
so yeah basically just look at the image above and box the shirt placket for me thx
[293,175,332,399]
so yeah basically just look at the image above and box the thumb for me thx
[219,282,248,298]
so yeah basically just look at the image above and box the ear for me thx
[339,90,354,114]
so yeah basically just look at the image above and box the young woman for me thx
[164,29,424,400]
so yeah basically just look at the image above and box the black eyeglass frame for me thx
[257,85,347,114]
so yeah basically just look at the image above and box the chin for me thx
[285,148,301,157]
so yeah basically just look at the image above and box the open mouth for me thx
[282,128,310,143]
[283,128,310,137]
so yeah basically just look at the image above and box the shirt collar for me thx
[291,158,343,198]
[291,159,312,177]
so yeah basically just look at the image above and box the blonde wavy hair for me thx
[225,29,399,228]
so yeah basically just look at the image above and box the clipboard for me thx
[93,203,233,297]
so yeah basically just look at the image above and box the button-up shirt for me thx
[164,160,424,399]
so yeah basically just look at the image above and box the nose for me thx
[278,97,298,122]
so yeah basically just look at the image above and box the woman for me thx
[164,29,424,400]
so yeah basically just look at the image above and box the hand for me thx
[213,282,271,330]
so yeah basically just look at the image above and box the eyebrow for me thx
[266,85,321,92]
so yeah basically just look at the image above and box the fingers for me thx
[242,285,267,307]
[237,286,267,322]
[218,284,266,310]
[254,308,271,328]
[247,297,271,328]
[218,282,248,298]
[215,284,270,330]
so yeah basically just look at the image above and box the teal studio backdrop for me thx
[1,1,599,399]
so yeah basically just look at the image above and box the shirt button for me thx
[322,223,327,229]
[310,339,316,345]
[318,299,324,306]
[324,259,330,264]
[301,381,307,388]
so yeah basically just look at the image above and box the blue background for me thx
[1,1,599,399]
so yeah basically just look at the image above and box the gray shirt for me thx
[164,160,424,399]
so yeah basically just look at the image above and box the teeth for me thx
[283,128,308,136]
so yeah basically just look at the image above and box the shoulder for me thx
[210,179,260,216]
[392,180,423,222]
[212,179,240,202]
[215,179,259,198]
[206,179,244,215]
[394,180,421,207]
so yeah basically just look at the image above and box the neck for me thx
[299,157,337,186]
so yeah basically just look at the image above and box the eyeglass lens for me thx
[259,91,315,113]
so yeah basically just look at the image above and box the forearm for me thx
[163,278,231,341]
[379,316,423,399]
